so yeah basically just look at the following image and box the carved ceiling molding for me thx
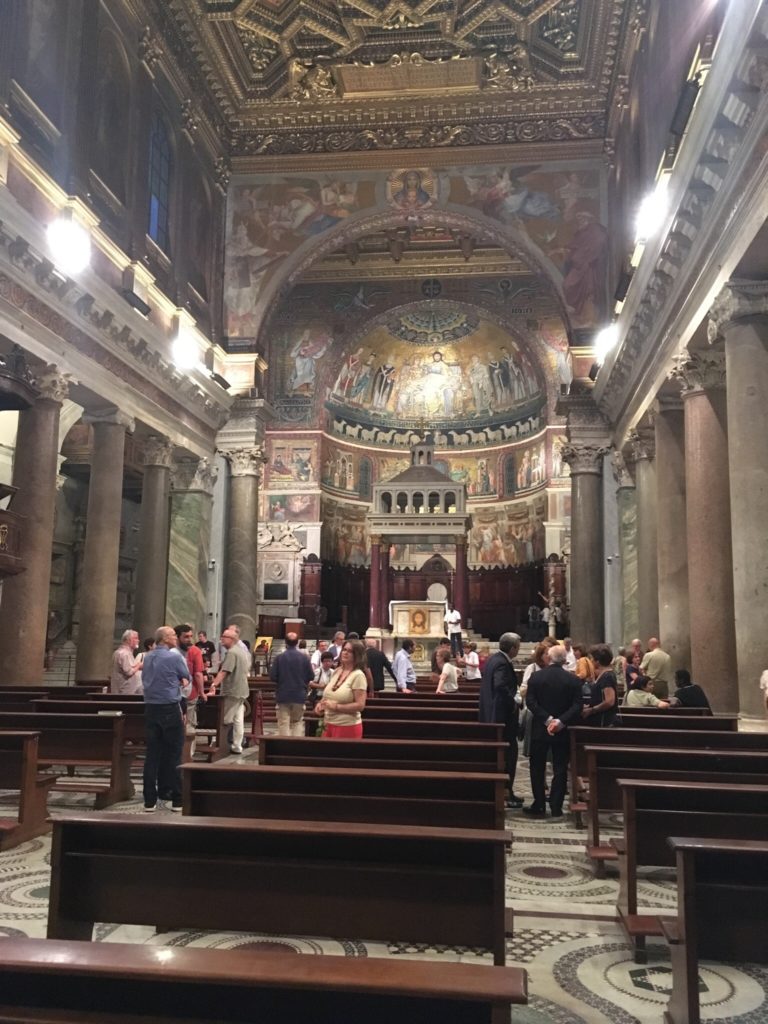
[707,278,768,342]
[143,0,639,156]
[595,1,768,436]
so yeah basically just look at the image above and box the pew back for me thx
[258,735,506,772]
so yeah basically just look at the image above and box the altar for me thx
[388,600,447,638]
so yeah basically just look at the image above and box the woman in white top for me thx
[462,642,481,680]
[435,649,459,694]
[624,676,669,708]
[316,640,368,738]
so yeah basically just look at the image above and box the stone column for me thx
[562,444,607,644]
[133,435,173,641]
[629,424,659,642]
[369,536,381,629]
[379,541,390,628]
[455,537,469,624]
[654,396,690,671]
[0,368,70,684]
[672,349,736,712]
[222,447,263,648]
[613,451,639,646]
[76,408,134,682]
[166,457,217,632]
[710,280,768,719]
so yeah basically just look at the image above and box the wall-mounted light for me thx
[47,209,91,276]
[634,178,669,245]
[593,323,620,365]
[172,326,199,370]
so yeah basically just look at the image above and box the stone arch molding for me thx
[252,204,573,355]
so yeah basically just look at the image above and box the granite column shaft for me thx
[133,436,173,641]
[369,538,381,629]
[563,445,606,644]
[223,448,262,648]
[654,404,690,669]
[631,431,659,642]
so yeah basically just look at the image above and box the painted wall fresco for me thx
[264,437,318,489]
[321,497,370,567]
[225,158,607,338]
[468,497,547,568]
[267,492,320,522]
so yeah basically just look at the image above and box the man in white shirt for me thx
[392,639,416,693]
[310,640,328,671]
[462,641,481,680]
[444,602,464,657]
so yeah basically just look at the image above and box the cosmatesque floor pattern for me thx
[0,752,764,1024]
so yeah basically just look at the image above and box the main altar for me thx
[388,600,447,638]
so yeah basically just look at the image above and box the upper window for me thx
[147,111,172,253]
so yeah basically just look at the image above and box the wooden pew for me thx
[663,837,768,1024]
[0,712,133,807]
[582,744,768,867]
[183,763,507,829]
[47,814,510,965]
[619,705,711,716]
[375,693,480,704]
[305,716,504,742]
[32,699,147,743]
[612,778,768,961]
[613,714,737,731]
[0,732,57,850]
[362,704,479,722]
[0,939,528,1024]
[568,725,768,809]
[258,735,506,773]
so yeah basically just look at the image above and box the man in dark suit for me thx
[524,644,583,818]
[364,637,396,693]
[479,631,523,808]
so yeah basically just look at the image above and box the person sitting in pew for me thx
[624,674,670,708]
[669,669,711,710]
[435,649,459,695]
[316,639,368,738]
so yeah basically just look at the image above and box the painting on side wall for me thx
[550,435,569,479]
[514,442,547,492]
[265,437,318,488]
[321,498,370,567]
[267,493,320,522]
[468,498,546,567]
[434,455,498,498]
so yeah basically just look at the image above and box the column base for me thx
[738,715,768,733]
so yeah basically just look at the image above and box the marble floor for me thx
[0,752,765,1024]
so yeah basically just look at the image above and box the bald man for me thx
[270,632,314,736]
[640,637,673,699]
[141,625,191,812]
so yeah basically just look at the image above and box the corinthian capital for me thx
[223,446,265,479]
[561,442,608,475]
[628,425,655,463]
[142,435,174,469]
[36,366,72,404]
[612,450,634,488]
[670,348,726,395]
[173,456,218,495]
[708,279,768,343]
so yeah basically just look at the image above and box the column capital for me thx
[707,279,768,342]
[671,348,726,396]
[221,446,265,478]
[628,426,655,463]
[561,442,608,475]
[83,406,135,432]
[172,456,218,495]
[35,366,73,404]
[611,450,635,489]
[141,434,174,469]
[369,535,381,546]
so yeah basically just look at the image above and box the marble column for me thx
[629,425,659,643]
[133,435,173,641]
[369,536,381,629]
[76,409,134,682]
[166,457,217,633]
[0,368,69,684]
[455,538,469,625]
[562,444,607,644]
[613,452,639,646]
[222,447,263,648]
[710,280,768,719]
[672,349,737,712]
[379,541,390,629]
[654,396,690,671]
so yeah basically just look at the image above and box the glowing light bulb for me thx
[172,328,200,370]
[47,214,91,275]
[594,324,619,364]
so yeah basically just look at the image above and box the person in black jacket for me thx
[525,644,583,818]
[364,637,397,693]
[479,631,523,808]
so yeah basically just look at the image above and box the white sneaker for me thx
[230,746,243,755]
[143,804,157,813]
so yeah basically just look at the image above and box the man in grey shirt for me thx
[210,627,251,754]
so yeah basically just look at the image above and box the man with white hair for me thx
[640,637,673,699]
[110,629,142,695]
[524,644,583,818]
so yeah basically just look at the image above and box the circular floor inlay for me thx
[523,866,569,879]
[234,941,299,953]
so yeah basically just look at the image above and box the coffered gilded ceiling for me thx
[149,0,645,156]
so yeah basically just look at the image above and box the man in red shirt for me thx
[175,624,206,731]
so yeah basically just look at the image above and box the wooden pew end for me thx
[587,845,618,878]
[660,918,681,945]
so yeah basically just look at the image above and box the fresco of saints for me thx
[552,209,609,324]
[469,356,493,416]
[333,347,364,398]
[288,327,330,393]
[463,167,560,223]
[373,362,397,410]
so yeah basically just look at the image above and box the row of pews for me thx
[0,678,527,1023]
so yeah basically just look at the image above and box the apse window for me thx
[147,111,172,254]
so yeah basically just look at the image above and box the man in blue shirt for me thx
[141,625,191,812]
[270,632,313,735]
